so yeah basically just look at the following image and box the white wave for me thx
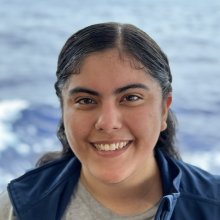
[181,150,220,175]
[0,100,29,152]
[0,100,29,121]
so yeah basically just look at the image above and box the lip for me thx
[90,141,132,158]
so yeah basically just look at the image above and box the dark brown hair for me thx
[36,22,180,167]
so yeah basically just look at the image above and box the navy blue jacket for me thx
[7,149,220,220]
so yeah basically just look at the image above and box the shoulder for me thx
[169,158,220,219]
[7,156,81,219]
[171,157,220,203]
[0,190,17,220]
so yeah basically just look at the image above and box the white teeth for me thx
[101,144,105,150]
[119,142,124,148]
[115,143,119,149]
[104,144,109,151]
[93,141,129,151]
[109,144,116,151]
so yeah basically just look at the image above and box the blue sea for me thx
[0,0,220,192]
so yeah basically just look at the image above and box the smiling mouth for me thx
[91,141,130,151]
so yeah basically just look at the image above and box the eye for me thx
[76,98,96,105]
[121,95,141,102]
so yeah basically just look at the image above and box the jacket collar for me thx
[8,156,81,220]
[8,149,182,220]
[154,148,182,219]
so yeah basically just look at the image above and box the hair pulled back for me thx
[36,22,180,167]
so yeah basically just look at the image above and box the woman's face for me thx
[62,49,171,184]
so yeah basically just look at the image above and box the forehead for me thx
[64,49,159,93]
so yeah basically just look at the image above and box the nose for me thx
[95,101,122,133]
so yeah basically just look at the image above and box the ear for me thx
[161,92,172,131]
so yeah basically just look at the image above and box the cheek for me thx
[63,109,94,142]
[124,105,162,139]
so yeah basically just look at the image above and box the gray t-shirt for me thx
[62,179,160,220]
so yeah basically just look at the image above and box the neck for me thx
[80,154,162,215]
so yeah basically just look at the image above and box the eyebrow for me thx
[114,83,149,94]
[68,83,150,97]
[68,87,99,96]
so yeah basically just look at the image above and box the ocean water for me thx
[0,0,220,191]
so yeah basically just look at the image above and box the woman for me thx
[0,23,219,220]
